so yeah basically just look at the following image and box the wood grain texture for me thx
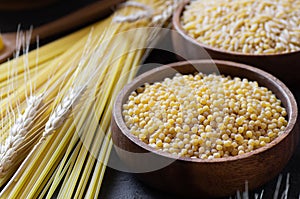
[172,1,300,87]
[111,60,299,198]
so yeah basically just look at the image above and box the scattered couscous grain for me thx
[122,73,288,159]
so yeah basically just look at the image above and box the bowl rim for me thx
[113,59,298,163]
[172,1,300,57]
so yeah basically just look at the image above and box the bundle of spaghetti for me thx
[0,18,110,187]
[0,0,182,198]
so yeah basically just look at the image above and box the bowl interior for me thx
[171,1,300,88]
[172,1,300,57]
[114,59,298,163]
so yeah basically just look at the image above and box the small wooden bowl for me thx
[172,1,300,88]
[111,60,299,198]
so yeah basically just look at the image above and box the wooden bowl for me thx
[111,60,299,198]
[172,1,300,88]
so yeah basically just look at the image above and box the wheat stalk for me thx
[113,1,154,23]
[1,46,92,189]
[0,85,86,193]
[43,86,86,139]
[0,94,44,177]
[0,29,45,177]
[234,173,292,199]
[0,18,101,192]
[113,0,184,23]
[151,0,183,24]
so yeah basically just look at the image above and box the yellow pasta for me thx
[0,0,182,198]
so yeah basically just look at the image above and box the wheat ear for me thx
[151,0,184,24]
[113,1,154,23]
[2,85,86,188]
[0,94,43,177]
[43,86,86,140]
[113,0,184,23]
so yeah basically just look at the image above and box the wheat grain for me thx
[152,0,183,24]
[43,86,86,139]
[113,0,184,24]
[0,94,43,177]
[0,85,86,194]
[0,25,96,189]
[113,1,154,23]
